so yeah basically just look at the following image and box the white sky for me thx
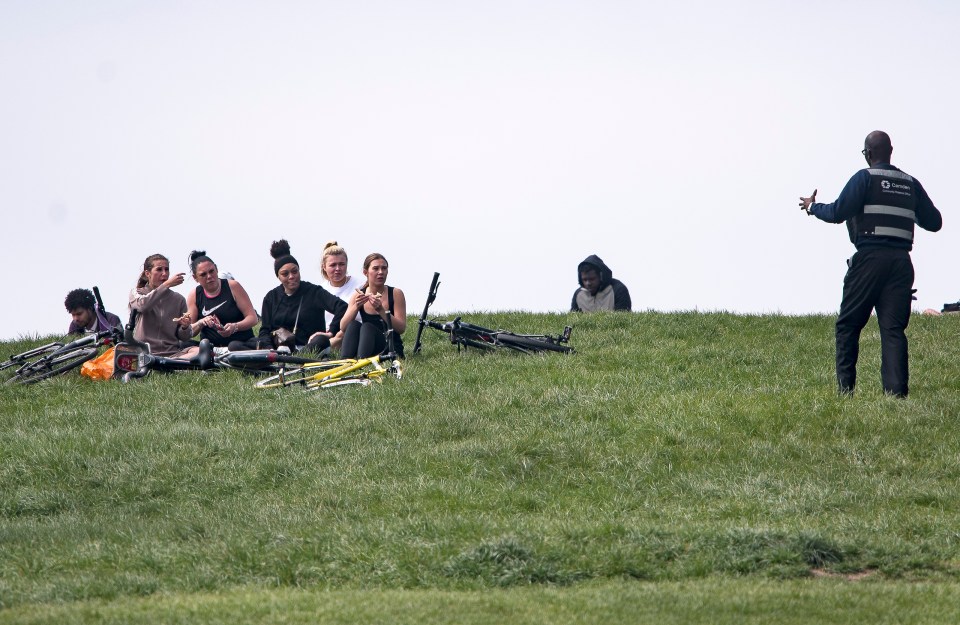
[1,1,957,340]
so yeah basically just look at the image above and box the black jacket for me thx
[258,281,348,345]
[571,254,632,312]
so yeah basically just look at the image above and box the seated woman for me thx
[318,241,363,350]
[128,253,195,357]
[184,250,258,351]
[340,253,406,359]
[254,239,348,353]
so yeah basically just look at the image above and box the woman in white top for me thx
[319,241,362,350]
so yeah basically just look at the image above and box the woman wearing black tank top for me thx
[184,250,259,351]
[340,253,407,358]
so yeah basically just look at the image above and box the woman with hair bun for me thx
[319,240,363,349]
[255,239,348,353]
[340,252,406,359]
[184,250,258,352]
[128,253,195,357]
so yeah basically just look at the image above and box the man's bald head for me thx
[864,130,892,163]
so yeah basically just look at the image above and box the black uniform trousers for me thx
[835,247,914,397]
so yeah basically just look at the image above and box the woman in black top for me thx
[256,239,348,353]
[185,250,259,351]
[340,252,407,359]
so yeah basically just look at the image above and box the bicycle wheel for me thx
[254,360,356,389]
[495,333,574,354]
[10,347,99,385]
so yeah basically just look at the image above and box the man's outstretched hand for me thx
[799,189,817,214]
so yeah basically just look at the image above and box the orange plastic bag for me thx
[81,346,116,381]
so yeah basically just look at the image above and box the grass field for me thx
[2,311,959,624]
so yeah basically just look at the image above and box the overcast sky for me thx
[1,1,957,340]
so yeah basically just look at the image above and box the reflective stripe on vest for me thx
[863,204,917,220]
[872,226,913,241]
[866,167,912,181]
[850,169,917,242]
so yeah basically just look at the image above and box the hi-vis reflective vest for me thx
[847,168,917,244]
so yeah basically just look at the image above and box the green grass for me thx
[2,311,960,623]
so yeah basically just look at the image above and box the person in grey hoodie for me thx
[571,254,631,312]
[129,253,195,357]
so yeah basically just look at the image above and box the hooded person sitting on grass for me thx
[570,254,631,312]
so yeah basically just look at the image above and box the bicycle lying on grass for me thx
[254,351,403,390]
[412,272,574,355]
[2,287,122,385]
[2,326,123,385]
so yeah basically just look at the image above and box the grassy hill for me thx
[2,311,960,624]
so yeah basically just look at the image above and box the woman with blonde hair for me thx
[340,253,406,359]
[319,240,363,349]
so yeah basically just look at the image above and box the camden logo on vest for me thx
[850,168,917,243]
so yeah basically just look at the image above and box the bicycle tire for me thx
[495,333,574,354]
[10,347,99,385]
[254,360,356,389]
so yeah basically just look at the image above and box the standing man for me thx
[799,131,942,397]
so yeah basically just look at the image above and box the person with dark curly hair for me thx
[64,288,121,335]
[252,239,348,353]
